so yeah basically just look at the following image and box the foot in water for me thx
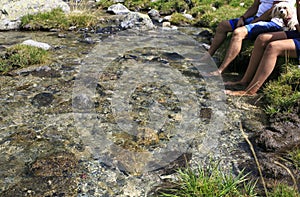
[224,90,257,96]
[202,70,221,77]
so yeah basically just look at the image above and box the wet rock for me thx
[201,43,210,50]
[73,94,94,110]
[21,39,52,50]
[148,9,163,22]
[200,107,212,119]
[31,92,54,107]
[31,66,61,78]
[1,176,77,196]
[162,52,185,61]
[30,152,77,177]
[137,127,159,146]
[96,25,122,34]
[199,29,213,38]
[79,37,96,44]
[0,0,70,30]
[157,152,192,175]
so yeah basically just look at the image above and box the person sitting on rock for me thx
[207,0,295,76]
[225,0,300,96]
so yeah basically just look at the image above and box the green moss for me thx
[0,45,48,73]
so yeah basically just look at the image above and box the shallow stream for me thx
[0,28,264,196]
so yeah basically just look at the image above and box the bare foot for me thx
[224,81,247,86]
[224,90,257,96]
[202,70,221,77]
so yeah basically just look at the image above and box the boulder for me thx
[121,12,155,30]
[0,0,70,30]
[107,3,130,15]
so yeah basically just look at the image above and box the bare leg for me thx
[226,39,297,96]
[208,20,233,56]
[219,27,248,72]
[209,26,248,76]
[225,31,288,86]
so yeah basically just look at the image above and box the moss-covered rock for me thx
[0,0,70,30]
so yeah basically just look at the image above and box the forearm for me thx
[241,3,260,19]
[251,7,273,23]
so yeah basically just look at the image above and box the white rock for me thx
[183,13,193,20]
[22,40,52,50]
[107,3,130,15]
[121,12,155,30]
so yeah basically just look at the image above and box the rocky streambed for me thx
[0,26,299,196]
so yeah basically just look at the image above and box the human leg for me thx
[211,21,283,76]
[207,20,233,56]
[225,31,288,86]
[211,26,248,75]
[226,39,297,96]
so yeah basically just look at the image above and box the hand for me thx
[236,18,245,27]
[251,18,259,24]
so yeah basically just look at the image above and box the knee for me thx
[265,42,281,55]
[232,27,247,39]
[256,34,271,47]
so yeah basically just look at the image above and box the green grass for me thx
[21,8,70,30]
[289,148,300,171]
[159,161,257,197]
[21,8,97,30]
[0,45,48,73]
[269,183,300,197]
[158,161,300,197]
[96,0,253,28]
[263,64,300,116]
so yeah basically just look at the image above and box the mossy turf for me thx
[0,45,49,73]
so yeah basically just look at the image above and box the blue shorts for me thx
[229,18,283,40]
[285,30,300,60]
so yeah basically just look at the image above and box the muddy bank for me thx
[238,98,300,192]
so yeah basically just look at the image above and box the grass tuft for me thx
[159,161,257,197]
[0,45,48,73]
[21,6,97,31]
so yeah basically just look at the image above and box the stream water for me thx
[0,28,264,196]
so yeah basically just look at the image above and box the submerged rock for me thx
[31,92,54,107]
